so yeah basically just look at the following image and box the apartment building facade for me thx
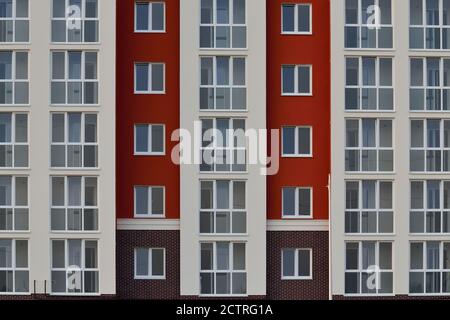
[3,0,450,301]
[0,0,116,298]
[331,0,450,299]
[115,0,330,299]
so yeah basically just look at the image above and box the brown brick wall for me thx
[116,230,180,300]
[266,231,329,300]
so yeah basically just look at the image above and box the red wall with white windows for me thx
[116,0,180,219]
[267,0,330,221]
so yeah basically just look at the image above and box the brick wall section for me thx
[266,231,329,300]
[116,230,180,300]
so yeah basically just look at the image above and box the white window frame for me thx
[281,126,313,158]
[281,248,312,280]
[134,124,165,156]
[50,176,98,232]
[199,0,247,49]
[133,248,166,280]
[0,175,28,232]
[200,118,247,173]
[409,0,450,50]
[410,180,450,234]
[50,51,99,105]
[409,241,450,295]
[345,56,394,111]
[199,242,247,297]
[50,112,98,169]
[133,186,165,218]
[199,180,247,235]
[0,239,29,295]
[345,0,393,49]
[345,118,394,173]
[134,1,166,33]
[0,112,28,168]
[410,57,450,111]
[281,64,313,96]
[345,180,394,234]
[281,3,312,35]
[134,62,165,94]
[345,241,394,296]
[410,119,450,173]
[51,0,99,43]
[281,187,313,219]
[199,56,247,111]
[0,0,29,43]
[0,51,29,105]
[50,239,99,295]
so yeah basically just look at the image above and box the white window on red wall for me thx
[281,3,312,34]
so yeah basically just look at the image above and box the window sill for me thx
[133,215,166,219]
[134,91,166,95]
[134,276,166,280]
[281,154,313,158]
[134,30,166,34]
[281,216,313,220]
[281,31,312,36]
[281,93,313,97]
[134,152,166,156]
[281,276,313,281]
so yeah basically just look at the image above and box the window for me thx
[51,112,98,168]
[282,65,312,95]
[51,239,98,294]
[51,113,98,168]
[410,180,450,234]
[0,176,28,231]
[200,56,246,110]
[346,57,393,111]
[134,248,165,279]
[135,1,165,32]
[282,126,312,157]
[50,176,98,232]
[345,241,393,295]
[200,118,246,172]
[200,242,246,296]
[410,58,450,111]
[200,0,246,49]
[281,3,311,34]
[51,51,98,105]
[200,180,246,234]
[134,186,164,217]
[134,63,165,94]
[134,124,164,155]
[410,242,450,294]
[282,249,312,279]
[410,0,450,49]
[0,51,28,105]
[346,118,393,172]
[345,0,393,49]
[282,187,312,218]
[51,0,98,43]
[0,113,28,168]
[0,0,29,42]
[0,239,28,293]
[410,119,450,172]
[345,180,394,234]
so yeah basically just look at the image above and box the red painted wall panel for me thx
[267,0,330,221]
[116,0,180,219]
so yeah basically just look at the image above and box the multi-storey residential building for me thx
[331,0,450,299]
[0,0,116,298]
[115,0,330,299]
[4,0,450,301]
